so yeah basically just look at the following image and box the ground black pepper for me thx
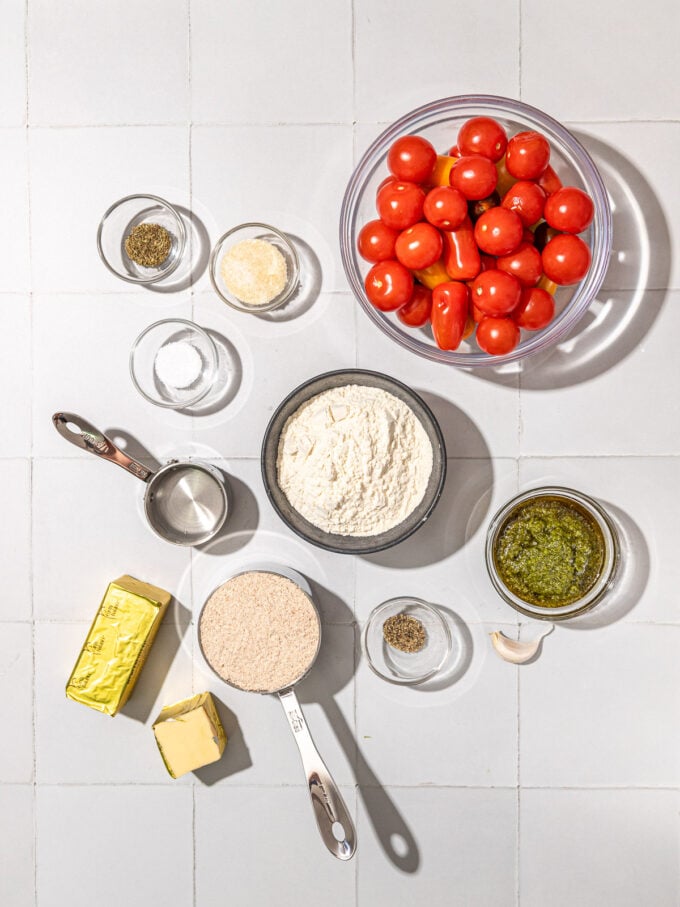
[382,613,426,653]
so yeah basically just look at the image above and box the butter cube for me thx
[152,692,226,779]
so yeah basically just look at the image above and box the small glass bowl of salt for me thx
[130,319,218,409]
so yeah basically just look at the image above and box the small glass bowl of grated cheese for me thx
[209,223,299,313]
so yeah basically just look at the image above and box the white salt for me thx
[154,340,203,389]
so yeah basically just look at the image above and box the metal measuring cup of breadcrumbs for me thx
[52,413,230,546]
[209,222,300,313]
[197,566,356,861]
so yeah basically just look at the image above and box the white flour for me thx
[277,384,433,537]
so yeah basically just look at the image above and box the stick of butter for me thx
[66,575,171,716]
[153,692,227,779]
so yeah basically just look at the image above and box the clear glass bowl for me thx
[339,95,613,367]
[130,318,218,409]
[261,369,447,555]
[485,486,620,620]
[362,598,452,685]
[209,222,300,313]
[97,194,186,284]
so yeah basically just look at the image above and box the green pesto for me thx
[494,498,605,607]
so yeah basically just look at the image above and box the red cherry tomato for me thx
[395,222,443,270]
[423,186,467,231]
[544,186,595,234]
[376,175,397,195]
[476,316,520,355]
[364,260,414,311]
[431,281,469,350]
[522,227,536,244]
[537,164,563,196]
[496,242,543,287]
[513,286,555,331]
[448,144,460,157]
[474,207,523,256]
[387,135,437,184]
[450,155,498,200]
[376,180,425,230]
[397,284,432,327]
[501,180,546,226]
[471,300,485,322]
[442,216,481,280]
[505,131,550,180]
[471,269,521,316]
[457,116,507,163]
[480,254,496,272]
[357,219,398,262]
[542,234,591,285]
[468,192,500,223]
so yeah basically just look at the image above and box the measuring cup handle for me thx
[278,687,356,861]
[52,412,154,482]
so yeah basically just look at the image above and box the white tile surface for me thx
[354,0,519,121]
[520,789,680,907]
[28,126,190,292]
[190,0,353,125]
[36,786,193,907]
[0,786,34,907]
[522,0,680,121]
[36,622,194,784]
[32,459,192,620]
[28,0,189,125]
[0,296,31,457]
[190,125,353,292]
[195,785,357,906]
[519,624,680,787]
[0,459,31,619]
[357,787,517,906]
[0,1,26,125]
[0,133,30,291]
[0,623,33,782]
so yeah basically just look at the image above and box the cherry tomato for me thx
[513,286,555,331]
[474,207,523,256]
[413,259,449,290]
[471,269,521,316]
[471,300,485,322]
[462,314,475,339]
[376,175,397,194]
[501,180,546,226]
[395,222,443,270]
[544,186,594,234]
[424,186,467,231]
[542,234,591,285]
[457,116,507,163]
[468,191,500,223]
[376,180,425,230]
[496,242,543,287]
[357,219,398,262]
[522,227,536,244]
[428,155,458,187]
[476,316,520,355]
[480,254,496,272]
[431,281,469,350]
[387,135,437,184]
[533,222,560,252]
[450,155,498,200]
[537,164,563,196]
[364,260,414,311]
[442,216,481,280]
[448,144,460,157]
[397,284,432,327]
[505,131,550,180]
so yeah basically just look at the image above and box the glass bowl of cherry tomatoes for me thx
[339,95,612,366]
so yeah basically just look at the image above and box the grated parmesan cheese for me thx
[220,238,288,306]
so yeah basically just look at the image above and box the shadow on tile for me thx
[194,695,253,785]
[197,473,260,557]
[470,133,671,389]
[105,427,162,471]
[147,206,211,294]
[121,598,191,724]
[414,607,474,693]
[258,234,322,323]
[181,329,242,417]
[362,394,493,569]
[562,502,649,630]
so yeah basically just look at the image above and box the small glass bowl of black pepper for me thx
[362,598,452,685]
[485,486,620,621]
[97,194,186,285]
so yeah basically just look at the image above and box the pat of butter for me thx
[152,692,226,779]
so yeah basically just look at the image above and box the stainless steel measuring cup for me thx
[53,412,229,546]
[197,566,356,860]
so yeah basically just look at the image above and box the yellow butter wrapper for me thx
[153,692,227,779]
[66,575,172,716]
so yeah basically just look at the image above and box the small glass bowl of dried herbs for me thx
[362,597,452,685]
[97,194,186,285]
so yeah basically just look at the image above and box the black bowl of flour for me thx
[261,369,447,555]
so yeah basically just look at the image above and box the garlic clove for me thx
[489,628,552,664]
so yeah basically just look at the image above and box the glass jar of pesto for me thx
[485,487,620,620]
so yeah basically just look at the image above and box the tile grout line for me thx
[517,0,523,101]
